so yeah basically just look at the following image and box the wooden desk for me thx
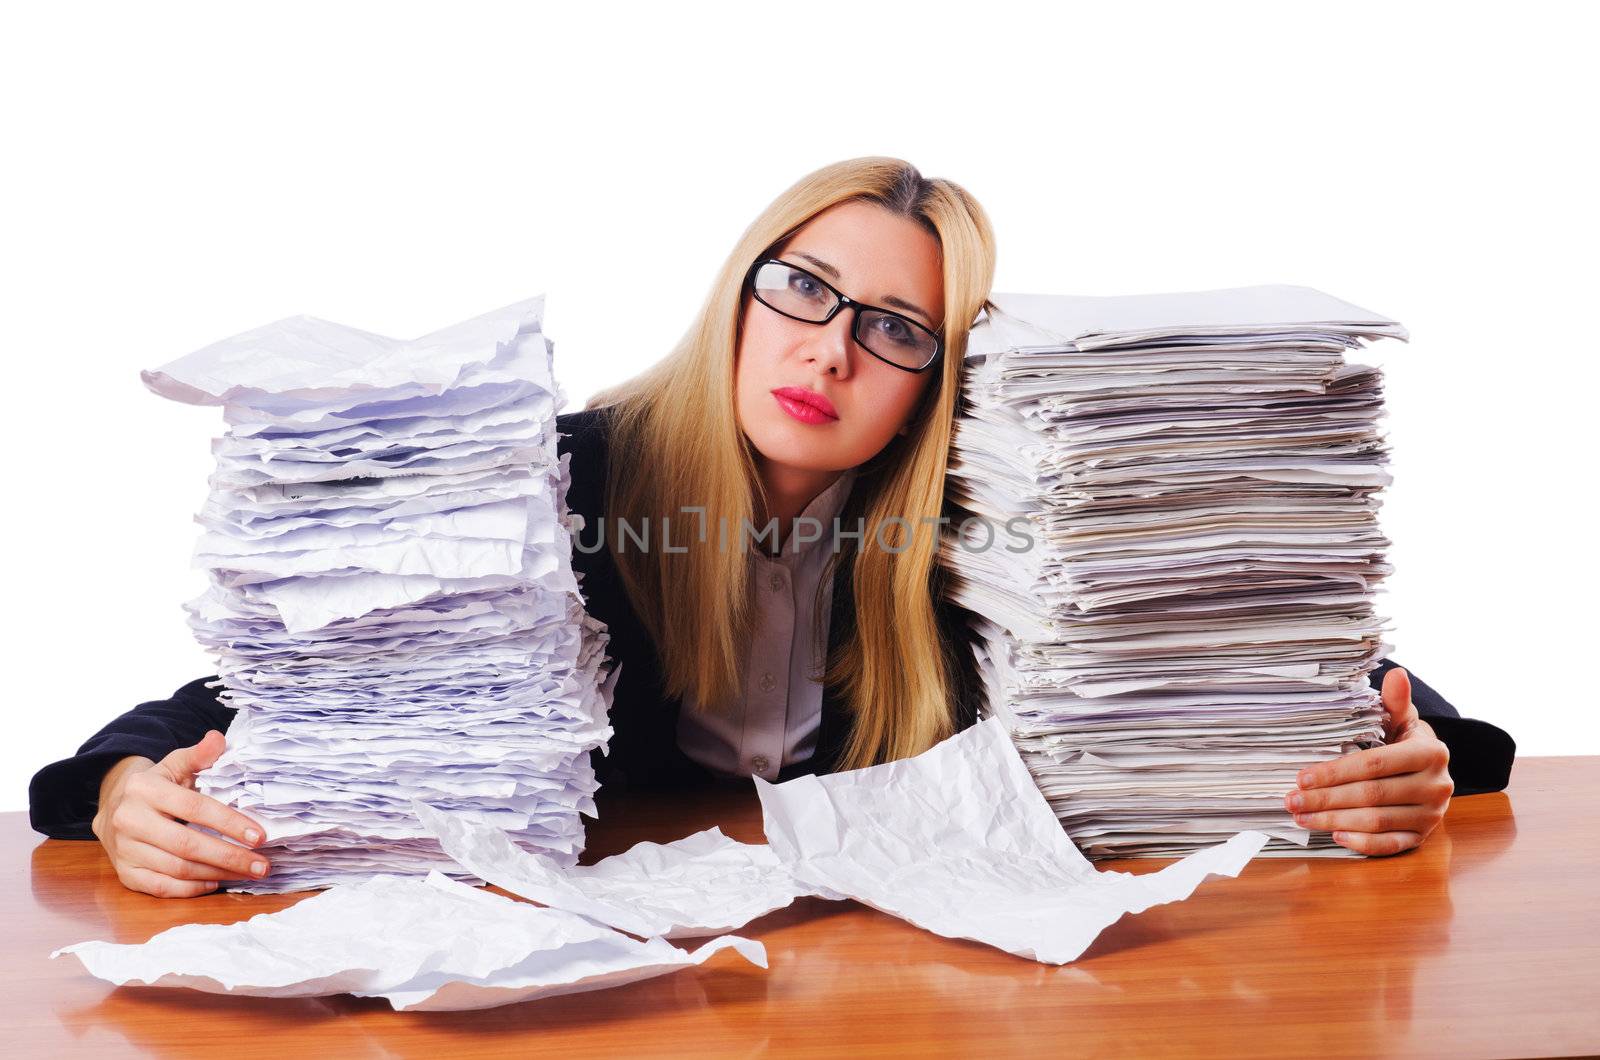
[6,757,1596,1058]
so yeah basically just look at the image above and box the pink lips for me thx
[771,386,839,425]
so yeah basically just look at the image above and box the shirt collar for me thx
[765,466,858,564]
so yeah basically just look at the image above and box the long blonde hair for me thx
[586,157,996,769]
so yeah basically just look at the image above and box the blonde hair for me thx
[586,156,996,770]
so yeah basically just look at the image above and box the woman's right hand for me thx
[92,729,271,897]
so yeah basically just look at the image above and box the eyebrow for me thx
[790,252,937,328]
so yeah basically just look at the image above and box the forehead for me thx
[781,201,944,324]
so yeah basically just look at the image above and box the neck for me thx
[754,459,843,553]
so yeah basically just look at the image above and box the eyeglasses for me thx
[743,258,944,373]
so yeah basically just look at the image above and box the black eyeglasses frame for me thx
[742,257,945,374]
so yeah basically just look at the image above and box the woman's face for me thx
[734,200,944,477]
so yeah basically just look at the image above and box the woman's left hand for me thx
[1284,667,1454,855]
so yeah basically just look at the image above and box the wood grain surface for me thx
[6,757,1596,1057]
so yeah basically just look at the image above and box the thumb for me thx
[160,729,227,783]
[1381,667,1415,738]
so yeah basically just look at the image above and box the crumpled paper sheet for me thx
[51,871,764,1011]
[140,296,550,408]
[754,717,1270,964]
[419,716,1267,966]
[414,800,825,938]
[54,719,1269,1011]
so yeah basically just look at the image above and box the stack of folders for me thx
[942,285,1407,858]
[142,297,617,892]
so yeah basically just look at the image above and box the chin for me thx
[745,420,855,472]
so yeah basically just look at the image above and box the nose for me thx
[802,305,857,380]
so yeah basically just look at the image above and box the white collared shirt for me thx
[676,468,858,782]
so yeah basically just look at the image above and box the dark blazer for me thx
[28,407,1516,839]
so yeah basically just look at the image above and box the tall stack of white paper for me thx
[143,297,616,892]
[943,286,1405,858]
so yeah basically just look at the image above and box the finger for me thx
[1295,738,1440,792]
[146,777,264,847]
[1380,668,1418,741]
[1292,805,1439,835]
[118,864,220,899]
[1288,770,1445,814]
[143,812,270,880]
[1331,829,1424,857]
[121,837,236,882]
[1390,703,1423,743]
[1397,716,1441,754]
[158,730,227,785]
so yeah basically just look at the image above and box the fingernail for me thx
[245,828,261,844]
[1286,792,1304,811]
[1293,814,1308,826]
[205,881,218,891]
[1333,831,1349,843]
[251,860,267,876]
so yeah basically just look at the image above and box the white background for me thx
[4,2,1595,814]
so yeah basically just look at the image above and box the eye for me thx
[788,270,827,300]
[873,314,916,345]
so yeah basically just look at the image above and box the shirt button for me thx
[751,754,771,773]
[759,672,777,693]
[769,571,784,591]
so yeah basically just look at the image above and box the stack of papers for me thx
[143,297,616,891]
[53,717,1269,1009]
[942,285,1405,857]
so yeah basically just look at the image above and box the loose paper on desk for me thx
[756,717,1270,965]
[414,801,822,939]
[417,716,1268,966]
[52,871,764,1012]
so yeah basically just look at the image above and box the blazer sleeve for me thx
[1366,657,1515,797]
[28,676,236,841]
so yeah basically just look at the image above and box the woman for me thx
[29,158,1514,898]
